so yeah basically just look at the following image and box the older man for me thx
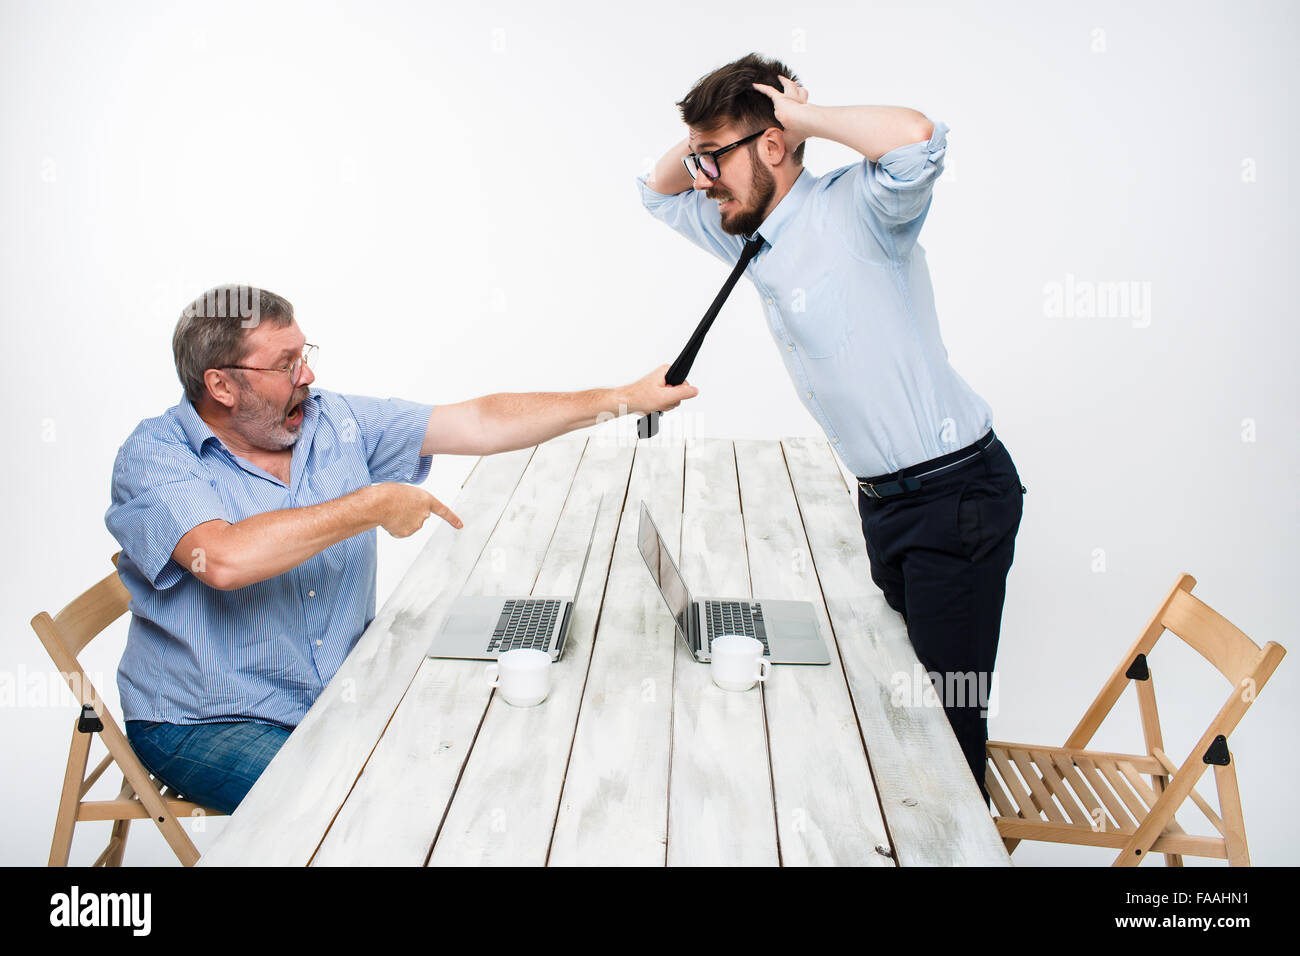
[107,285,696,813]
[638,54,1025,803]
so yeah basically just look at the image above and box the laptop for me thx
[426,500,602,662]
[636,502,830,665]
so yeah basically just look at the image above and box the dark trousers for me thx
[856,431,1024,804]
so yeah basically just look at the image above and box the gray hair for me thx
[172,285,295,404]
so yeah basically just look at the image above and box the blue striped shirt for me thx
[638,121,994,478]
[105,389,435,727]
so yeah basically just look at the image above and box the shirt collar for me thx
[753,166,815,250]
[175,393,219,455]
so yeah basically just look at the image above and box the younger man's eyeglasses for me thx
[681,129,766,181]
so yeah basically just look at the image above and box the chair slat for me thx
[989,747,1040,820]
[985,763,1019,819]
[987,740,1163,774]
[1009,749,1068,824]
[1047,752,1115,833]
[1031,750,1090,825]
[1092,758,1151,822]
[1074,757,1138,832]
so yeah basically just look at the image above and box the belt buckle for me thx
[858,477,922,499]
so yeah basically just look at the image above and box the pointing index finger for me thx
[433,500,463,529]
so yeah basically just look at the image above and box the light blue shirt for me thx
[638,121,993,478]
[105,389,435,727]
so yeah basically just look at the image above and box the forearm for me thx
[213,485,388,589]
[646,136,694,195]
[474,388,630,454]
[799,105,933,162]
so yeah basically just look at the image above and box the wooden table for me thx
[200,435,1009,866]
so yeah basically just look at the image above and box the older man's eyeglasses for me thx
[681,130,766,181]
[221,344,318,387]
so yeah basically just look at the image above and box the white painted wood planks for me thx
[734,439,893,866]
[780,437,1010,866]
[200,446,537,866]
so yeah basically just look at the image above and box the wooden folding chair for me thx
[985,573,1285,866]
[32,552,224,866]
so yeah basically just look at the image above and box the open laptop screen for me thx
[637,502,692,645]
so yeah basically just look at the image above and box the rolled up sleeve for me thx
[105,438,230,590]
[339,394,436,484]
[855,120,949,248]
[637,174,743,266]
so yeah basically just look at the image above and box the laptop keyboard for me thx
[488,599,561,654]
[704,601,770,655]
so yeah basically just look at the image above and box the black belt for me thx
[857,429,998,499]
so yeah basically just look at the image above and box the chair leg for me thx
[1215,761,1251,866]
[1149,771,1183,867]
[104,775,134,867]
[48,718,92,867]
[1002,838,1021,854]
[104,819,131,866]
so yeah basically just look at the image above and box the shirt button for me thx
[308,590,316,597]
[787,344,794,352]
[766,297,774,305]
[806,391,812,398]
[316,639,323,647]
[832,438,839,444]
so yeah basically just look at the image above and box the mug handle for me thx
[755,658,772,683]
[484,663,500,688]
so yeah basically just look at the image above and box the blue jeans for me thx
[125,719,292,815]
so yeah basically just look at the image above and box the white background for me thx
[2,0,1296,866]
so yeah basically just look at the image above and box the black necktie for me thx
[638,233,766,439]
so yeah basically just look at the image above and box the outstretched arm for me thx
[420,365,699,456]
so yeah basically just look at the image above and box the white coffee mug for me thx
[484,648,552,707]
[709,634,771,692]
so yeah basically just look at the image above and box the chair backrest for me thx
[1159,585,1264,688]
[1066,573,1286,753]
[34,552,210,865]
[30,552,131,709]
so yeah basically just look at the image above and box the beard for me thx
[230,377,308,451]
[714,147,776,237]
